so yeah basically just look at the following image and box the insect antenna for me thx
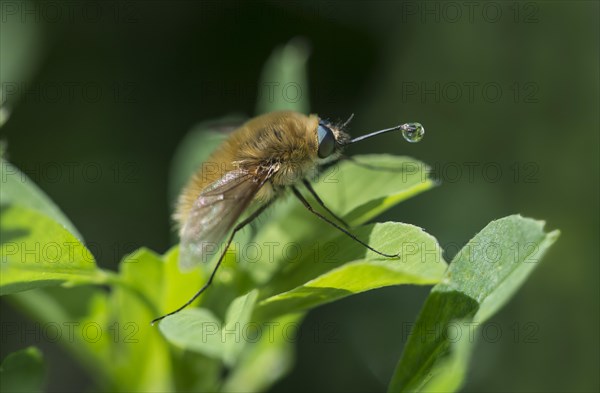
[340,113,355,129]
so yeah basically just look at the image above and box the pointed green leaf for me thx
[0,204,104,295]
[222,289,259,366]
[159,308,225,359]
[254,222,447,320]
[256,38,310,114]
[1,159,82,240]
[388,215,560,392]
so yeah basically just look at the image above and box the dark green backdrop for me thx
[1,1,598,391]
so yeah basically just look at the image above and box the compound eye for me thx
[317,123,336,158]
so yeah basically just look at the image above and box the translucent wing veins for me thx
[179,169,270,270]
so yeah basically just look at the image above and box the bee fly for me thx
[152,111,424,324]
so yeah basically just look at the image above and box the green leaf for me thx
[159,308,225,359]
[408,321,473,393]
[8,248,189,391]
[256,37,311,114]
[109,248,178,391]
[221,313,303,393]
[222,289,259,366]
[159,245,207,316]
[1,159,83,240]
[158,289,259,366]
[154,248,222,392]
[0,159,104,298]
[0,347,45,393]
[254,222,446,320]
[388,215,560,392]
[0,204,104,295]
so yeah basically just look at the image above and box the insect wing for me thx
[179,169,266,271]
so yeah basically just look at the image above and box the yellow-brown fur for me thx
[174,111,345,230]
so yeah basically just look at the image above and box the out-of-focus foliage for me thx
[0,346,45,393]
[1,2,596,392]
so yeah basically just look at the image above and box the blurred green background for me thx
[1,1,598,391]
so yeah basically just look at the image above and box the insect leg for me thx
[151,201,273,325]
[291,186,399,258]
[302,179,350,228]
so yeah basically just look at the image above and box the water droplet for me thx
[401,123,424,143]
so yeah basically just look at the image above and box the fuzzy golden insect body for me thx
[174,111,348,232]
